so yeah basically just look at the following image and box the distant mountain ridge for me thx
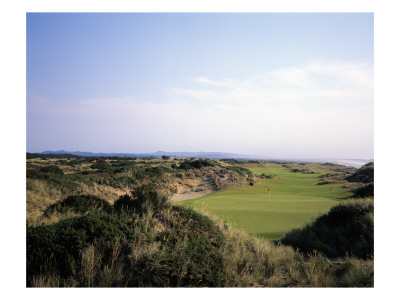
[36,150,372,168]
[39,150,259,159]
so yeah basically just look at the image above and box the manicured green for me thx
[181,165,353,240]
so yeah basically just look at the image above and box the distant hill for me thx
[34,151,372,167]
[345,162,374,183]
[39,150,258,159]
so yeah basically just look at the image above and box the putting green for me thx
[181,165,352,240]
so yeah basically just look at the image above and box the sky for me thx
[26,13,374,159]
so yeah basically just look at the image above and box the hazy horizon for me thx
[27,13,374,159]
[32,149,373,161]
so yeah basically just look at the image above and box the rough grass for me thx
[27,206,226,287]
[43,194,113,217]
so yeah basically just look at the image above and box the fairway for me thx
[181,165,352,240]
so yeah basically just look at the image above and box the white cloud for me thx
[169,60,373,109]
[269,67,311,87]
[27,60,373,158]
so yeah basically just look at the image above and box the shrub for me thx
[90,160,111,172]
[227,166,253,178]
[178,159,215,170]
[27,166,93,189]
[280,198,374,259]
[259,173,278,179]
[26,212,148,284]
[114,183,171,214]
[351,183,374,198]
[43,194,113,218]
[291,168,315,174]
[26,205,227,287]
[346,163,374,183]
[39,165,64,175]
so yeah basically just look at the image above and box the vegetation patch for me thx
[90,160,112,172]
[26,158,374,287]
[43,194,113,218]
[178,159,216,170]
[280,198,374,259]
[351,183,374,198]
[27,204,226,287]
[27,165,93,189]
[26,212,147,284]
[259,173,279,179]
[290,168,317,174]
[345,162,374,183]
[114,183,170,214]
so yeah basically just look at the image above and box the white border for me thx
[1,1,399,299]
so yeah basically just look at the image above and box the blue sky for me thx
[27,13,374,158]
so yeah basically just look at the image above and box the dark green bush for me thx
[346,163,374,183]
[27,212,148,284]
[113,194,139,212]
[178,159,215,170]
[280,199,374,259]
[39,165,64,175]
[114,183,170,214]
[90,160,111,172]
[259,173,278,179]
[27,166,93,190]
[351,183,374,198]
[27,205,226,287]
[43,194,113,217]
[124,206,226,287]
[226,166,253,178]
[291,168,315,174]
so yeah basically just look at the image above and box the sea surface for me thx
[277,158,374,168]
[331,159,373,168]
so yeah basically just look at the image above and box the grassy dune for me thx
[182,165,353,239]
[26,159,373,287]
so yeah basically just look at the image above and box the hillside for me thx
[27,191,373,287]
[346,162,374,183]
[26,156,374,287]
[26,156,253,222]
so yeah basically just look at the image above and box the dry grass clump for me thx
[201,209,373,287]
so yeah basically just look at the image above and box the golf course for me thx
[181,164,353,240]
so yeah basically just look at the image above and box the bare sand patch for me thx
[170,190,214,202]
